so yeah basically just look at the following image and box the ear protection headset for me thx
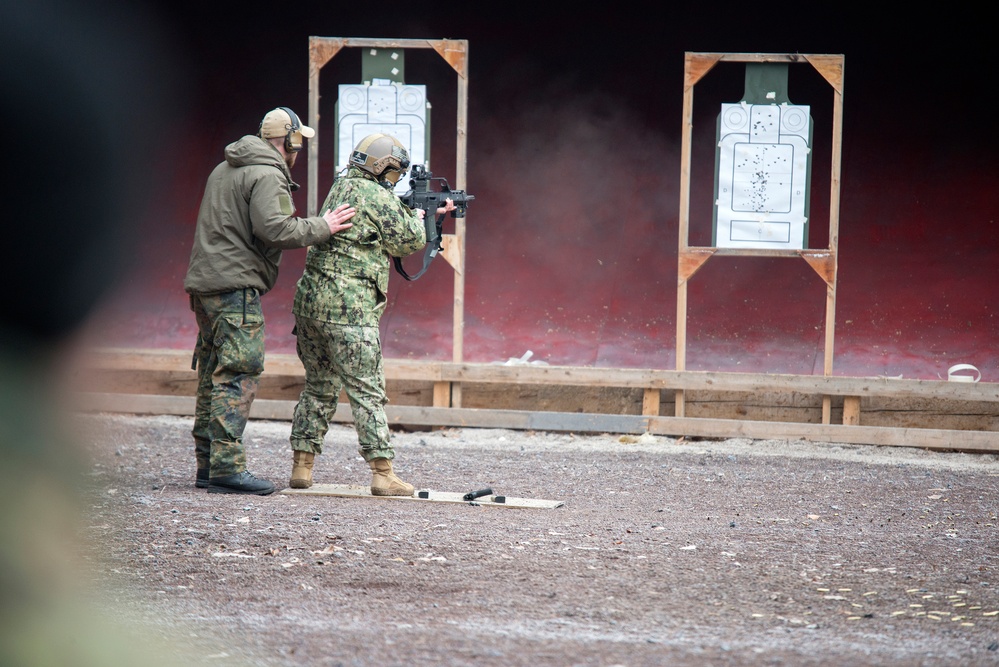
[278,106,303,153]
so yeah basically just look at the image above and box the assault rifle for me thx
[394,164,474,281]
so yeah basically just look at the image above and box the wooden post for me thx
[433,381,451,410]
[642,388,661,417]
[674,53,706,418]
[451,42,469,408]
[843,396,861,425]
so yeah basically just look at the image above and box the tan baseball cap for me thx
[258,107,314,139]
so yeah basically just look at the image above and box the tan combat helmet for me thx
[258,107,314,152]
[349,133,410,185]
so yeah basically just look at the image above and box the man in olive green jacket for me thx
[184,107,355,495]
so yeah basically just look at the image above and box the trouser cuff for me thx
[291,440,322,455]
[359,447,394,462]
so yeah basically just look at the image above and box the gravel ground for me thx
[72,413,999,666]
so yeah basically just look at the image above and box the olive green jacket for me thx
[293,167,425,326]
[184,135,331,295]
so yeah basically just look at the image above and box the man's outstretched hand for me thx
[323,203,355,234]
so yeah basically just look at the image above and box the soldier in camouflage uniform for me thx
[288,133,454,495]
[184,107,356,495]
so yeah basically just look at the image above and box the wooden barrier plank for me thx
[72,393,999,452]
[77,349,999,402]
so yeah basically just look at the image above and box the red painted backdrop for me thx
[77,3,999,382]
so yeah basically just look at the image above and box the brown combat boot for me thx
[289,451,315,489]
[368,458,414,497]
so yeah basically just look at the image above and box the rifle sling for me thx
[393,213,445,281]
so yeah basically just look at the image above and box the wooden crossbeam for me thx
[78,349,999,402]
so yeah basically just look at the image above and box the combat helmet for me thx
[349,133,410,186]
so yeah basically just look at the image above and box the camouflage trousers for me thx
[290,316,394,461]
[190,289,265,476]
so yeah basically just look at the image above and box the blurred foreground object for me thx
[0,1,195,664]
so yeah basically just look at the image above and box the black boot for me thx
[196,468,209,488]
[207,472,276,495]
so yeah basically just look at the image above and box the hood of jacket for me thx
[224,135,299,190]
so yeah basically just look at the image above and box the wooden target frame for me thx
[675,52,846,424]
[305,37,469,408]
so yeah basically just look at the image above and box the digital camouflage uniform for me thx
[184,135,331,477]
[291,166,425,461]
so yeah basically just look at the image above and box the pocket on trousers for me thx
[214,313,265,375]
[337,326,380,378]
